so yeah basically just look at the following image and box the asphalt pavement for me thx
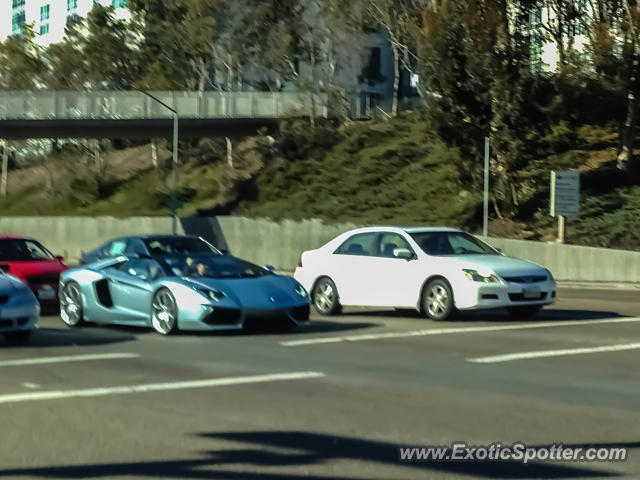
[0,288,639,480]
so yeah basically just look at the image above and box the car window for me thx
[118,259,164,281]
[0,239,54,261]
[109,240,127,256]
[124,239,147,256]
[143,237,220,256]
[377,233,413,258]
[334,233,378,256]
[175,256,268,279]
[410,232,498,256]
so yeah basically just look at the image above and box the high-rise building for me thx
[0,0,129,46]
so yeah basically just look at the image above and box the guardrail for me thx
[0,91,328,120]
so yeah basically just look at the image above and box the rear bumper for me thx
[455,280,557,310]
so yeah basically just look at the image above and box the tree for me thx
[363,0,424,116]
[0,26,46,90]
[128,0,220,92]
[615,0,640,171]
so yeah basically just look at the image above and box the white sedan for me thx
[294,227,556,320]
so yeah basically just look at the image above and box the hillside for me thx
[1,114,639,251]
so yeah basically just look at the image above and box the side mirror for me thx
[393,248,414,260]
[263,265,276,272]
[55,255,65,262]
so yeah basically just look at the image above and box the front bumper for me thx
[0,294,40,333]
[454,279,556,311]
[180,303,311,331]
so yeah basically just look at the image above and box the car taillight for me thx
[0,264,9,273]
[297,256,303,267]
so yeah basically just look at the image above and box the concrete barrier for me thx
[0,216,638,283]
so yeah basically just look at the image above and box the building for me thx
[0,0,129,46]
[510,1,590,74]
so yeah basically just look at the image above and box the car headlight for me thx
[194,287,225,302]
[294,284,308,297]
[463,269,500,283]
[545,268,555,281]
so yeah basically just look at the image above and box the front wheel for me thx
[151,288,178,335]
[421,279,455,321]
[3,330,32,345]
[507,305,542,319]
[60,281,85,327]
[312,278,341,316]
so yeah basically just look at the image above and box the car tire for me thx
[421,278,455,321]
[151,288,178,335]
[3,330,32,345]
[312,277,342,316]
[60,281,85,327]
[507,305,542,319]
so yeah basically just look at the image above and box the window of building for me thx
[112,0,128,7]
[11,12,26,34]
[12,0,26,9]
[530,38,543,74]
[67,0,78,11]
[39,23,49,35]
[40,4,50,21]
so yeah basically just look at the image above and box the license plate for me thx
[523,287,540,299]
[37,287,56,300]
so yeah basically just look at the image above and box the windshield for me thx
[409,231,498,256]
[0,239,54,261]
[143,237,220,256]
[165,256,269,279]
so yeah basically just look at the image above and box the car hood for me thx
[0,273,28,293]
[183,275,304,308]
[437,254,548,277]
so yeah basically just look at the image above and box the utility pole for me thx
[135,89,180,234]
[483,137,490,237]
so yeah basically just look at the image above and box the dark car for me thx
[80,235,226,265]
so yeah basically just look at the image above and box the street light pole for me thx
[134,89,180,234]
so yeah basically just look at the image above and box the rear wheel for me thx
[151,288,178,335]
[3,330,32,345]
[60,281,85,327]
[312,277,341,316]
[421,279,455,321]
[507,305,542,319]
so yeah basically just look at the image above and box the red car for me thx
[0,236,67,309]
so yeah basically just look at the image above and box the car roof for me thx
[339,226,462,235]
[112,234,204,241]
[402,227,462,233]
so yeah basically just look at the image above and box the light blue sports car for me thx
[59,254,310,335]
[0,272,40,345]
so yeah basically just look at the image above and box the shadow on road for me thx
[0,431,632,479]
[340,308,624,323]
[0,326,137,348]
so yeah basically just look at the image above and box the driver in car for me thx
[184,257,209,277]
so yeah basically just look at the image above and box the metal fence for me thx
[0,91,329,120]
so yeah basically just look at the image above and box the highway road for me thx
[0,287,638,480]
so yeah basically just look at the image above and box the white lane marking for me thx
[0,353,140,368]
[281,317,640,346]
[0,372,325,405]
[21,383,40,389]
[469,342,640,364]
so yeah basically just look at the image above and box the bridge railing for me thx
[0,91,329,120]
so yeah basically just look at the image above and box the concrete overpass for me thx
[0,90,327,139]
